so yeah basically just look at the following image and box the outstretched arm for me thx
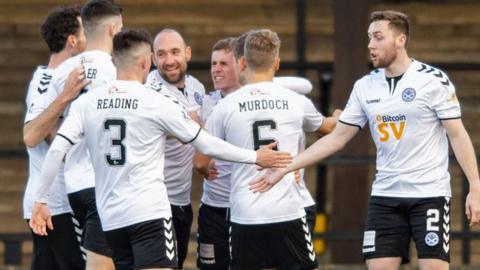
[249,122,359,192]
[191,130,291,168]
[443,119,480,227]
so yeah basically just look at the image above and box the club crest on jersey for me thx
[425,232,439,246]
[194,92,203,105]
[401,88,416,102]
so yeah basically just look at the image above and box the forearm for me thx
[449,130,480,186]
[33,137,72,203]
[191,131,256,164]
[23,97,69,147]
[285,134,346,173]
[194,152,212,175]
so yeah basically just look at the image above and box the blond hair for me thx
[244,29,280,72]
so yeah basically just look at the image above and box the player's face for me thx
[211,49,239,92]
[368,20,399,68]
[154,32,191,87]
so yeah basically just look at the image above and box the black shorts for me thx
[171,204,193,269]
[68,187,113,257]
[363,196,451,264]
[304,204,317,235]
[104,218,178,270]
[28,213,85,270]
[197,203,230,270]
[230,217,318,270]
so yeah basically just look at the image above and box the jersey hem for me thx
[371,192,452,198]
[230,211,305,225]
[101,213,172,231]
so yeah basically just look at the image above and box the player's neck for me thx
[385,52,412,77]
[85,38,112,55]
[47,50,71,69]
[117,70,144,84]
[245,70,274,84]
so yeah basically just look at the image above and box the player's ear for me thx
[185,46,192,62]
[396,33,407,49]
[239,56,247,71]
[274,57,280,72]
[66,35,76,49]
[108,23,116,39]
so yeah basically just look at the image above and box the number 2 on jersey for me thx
[252,120,277,150]
[104,119,126,166]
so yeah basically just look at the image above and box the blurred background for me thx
[0,0,479,269]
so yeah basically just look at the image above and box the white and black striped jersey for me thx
[23,66,71,219]
[207,81,324,224]
[340,60,461,198]
[56,80,202,231]
[145,70,206,206]
[46,50,116,194]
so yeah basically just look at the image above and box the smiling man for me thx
[146,29,205,269]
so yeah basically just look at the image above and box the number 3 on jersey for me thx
[104,119,126,166]
[252,120,278,150]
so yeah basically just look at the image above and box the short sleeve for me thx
[56,98,85,145]
[158,98,202,143]
[339,84,368,129]
[430,77,461,120]
[24,75,58,123]
[301,96,324,132]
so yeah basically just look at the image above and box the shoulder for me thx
[186,74,206,94]
[412,60,453,90]
[26,66,53,98]
[354,69,383,89]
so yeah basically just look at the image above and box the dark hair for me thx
[81,0,122,33]
[212,37,235,52]
[232,31,251,59]
[40,6,81,53]
[113,29,152,56]
[370,10,410,45]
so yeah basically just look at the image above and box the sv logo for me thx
[377,122,405,142]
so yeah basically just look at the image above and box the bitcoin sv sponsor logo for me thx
[376,114,406,142]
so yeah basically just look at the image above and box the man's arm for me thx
[316,109,342,135]
[23,66,89,147]
[249,122,359,192]
[193,153,218,180]
[29,136,74,235]
[191,131,291,168]
[442,119,480,227]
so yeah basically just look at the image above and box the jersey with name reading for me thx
[339,60,461,198]
[207,81,323,224]
[46,50,116,194]
[57,80,202,231]
[23,66,71,219]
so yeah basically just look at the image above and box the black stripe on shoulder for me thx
[57,133,75,145]
[185,127,202,144]
[439,116,461,121]
[339,120,362,130]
